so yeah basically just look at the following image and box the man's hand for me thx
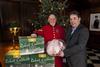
[56,51,64,57]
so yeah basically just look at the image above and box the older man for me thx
[32,14,65,67]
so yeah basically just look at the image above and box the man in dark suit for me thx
[57,11,89,67]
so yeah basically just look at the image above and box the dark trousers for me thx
[65,51,87,67]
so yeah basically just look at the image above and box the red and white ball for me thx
[46,39,65,56]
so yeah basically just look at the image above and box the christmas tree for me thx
[32,0,69,30]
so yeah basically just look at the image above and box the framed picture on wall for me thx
[90,13,100,31]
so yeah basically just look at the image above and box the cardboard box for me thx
[5,53,55,67]
[30,53,55,67]
[19,36,44,55]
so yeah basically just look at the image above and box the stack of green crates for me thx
[5,36,55,67]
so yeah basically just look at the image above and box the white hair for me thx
[49,14,56,18]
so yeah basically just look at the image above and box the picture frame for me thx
[90,13,100,31]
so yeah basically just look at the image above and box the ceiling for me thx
[0,0,100,10]
[66,0,100,10]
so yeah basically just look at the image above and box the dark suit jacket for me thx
[63,24,89,57]
[63,24,89,67]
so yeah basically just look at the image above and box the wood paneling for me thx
[0,1,38,43]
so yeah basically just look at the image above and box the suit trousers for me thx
[66,51,87,67]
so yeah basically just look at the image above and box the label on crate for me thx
[19,36,44,55]
[5,55,30,64]
[30,53,55,67]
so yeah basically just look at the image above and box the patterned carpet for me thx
[87,48,100,67]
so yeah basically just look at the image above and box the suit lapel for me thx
[67,27,72,41]
[68,24,81,41]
